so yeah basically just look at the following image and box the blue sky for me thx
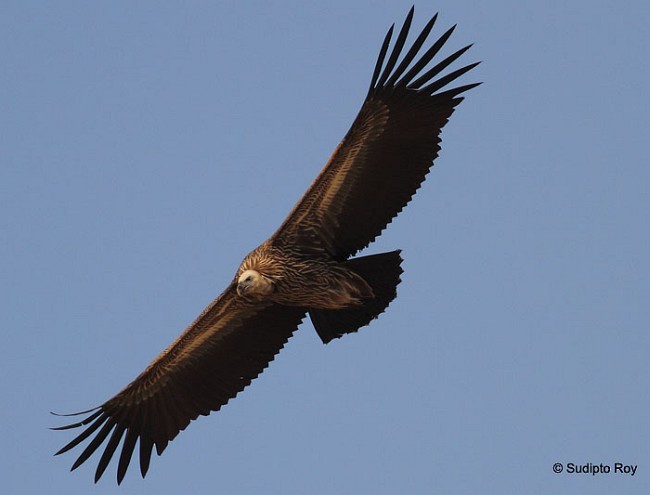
[2,1,649,493]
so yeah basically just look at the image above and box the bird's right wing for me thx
[271,7,480,260]
[53,283,306,484]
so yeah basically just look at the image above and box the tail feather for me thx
[310,250,403,344]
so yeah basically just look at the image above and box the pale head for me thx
[237,269,275,298]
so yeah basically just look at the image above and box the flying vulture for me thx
[53,7,480,483]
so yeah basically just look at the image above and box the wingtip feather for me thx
[369,23,394,93]
[376,7,415,89]
[50,406,101,417]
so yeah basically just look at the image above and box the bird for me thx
[53,6,480,484]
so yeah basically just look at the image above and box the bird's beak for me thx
[237,282,249,297]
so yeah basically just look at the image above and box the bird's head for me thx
[237,269,275,298]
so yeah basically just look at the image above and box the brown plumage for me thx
[53,7,480,483]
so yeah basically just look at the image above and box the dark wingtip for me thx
[436,81,483,101]
[423,60,481,94]
[369,23,395,93]
[139,436,154,478]
[375,6,415,89]
[50,406,101,417]
[51,424,78,432]
[385,9,440,88]
[394,22,457,89]
[117,428,138,484]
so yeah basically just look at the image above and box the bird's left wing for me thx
[53,283,305,483]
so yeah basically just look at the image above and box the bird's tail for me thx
[309,250,403,344]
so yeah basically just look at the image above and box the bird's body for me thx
[237,242,374,308]
[54,7,480,484]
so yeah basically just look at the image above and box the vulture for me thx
[53,7,480,483]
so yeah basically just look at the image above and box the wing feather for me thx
[375,6,414,89]
[385,12,438,88]
[54,284,305,483]
[272,9,480,259]
[116,426,138,482]
[396,24,455,88]
[368,25,394,92]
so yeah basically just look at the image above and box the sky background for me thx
[2,1,649,493]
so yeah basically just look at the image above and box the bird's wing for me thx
[271,7,480,260]
[53,283,305,484]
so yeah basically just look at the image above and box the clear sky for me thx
[2,1,648,493]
